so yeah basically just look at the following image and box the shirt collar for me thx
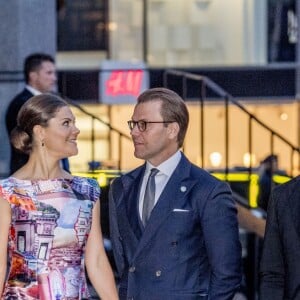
[25,85,42,96]
[146,150,181,177]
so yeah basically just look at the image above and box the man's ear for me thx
[167,122,180,140]
[29,71,38,83]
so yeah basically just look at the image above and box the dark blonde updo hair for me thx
[11,94,68,154]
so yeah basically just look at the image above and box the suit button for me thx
[129,266,136,272]
[155,270,162,277]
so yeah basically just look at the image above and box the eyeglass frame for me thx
[127,120,175,132]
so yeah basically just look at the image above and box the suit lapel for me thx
[132,155,198,260]
[120,166,145,240]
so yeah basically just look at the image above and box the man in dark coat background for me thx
[260,176,300,299]
[5,53,57,174]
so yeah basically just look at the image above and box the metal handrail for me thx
[163,69,300,176]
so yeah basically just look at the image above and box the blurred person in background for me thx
[257,154,278,211]
[5,53,68,174]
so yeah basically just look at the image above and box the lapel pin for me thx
[180,186,187,192]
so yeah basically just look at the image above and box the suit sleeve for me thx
[201,180,242,299]
[259,191,285,300]
[108,178,125,280]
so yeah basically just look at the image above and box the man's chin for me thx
[134,151,145,160]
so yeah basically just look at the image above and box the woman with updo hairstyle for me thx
[0,94,118,299]
[10,94,68,156]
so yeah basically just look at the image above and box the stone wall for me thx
[0,0,56,176]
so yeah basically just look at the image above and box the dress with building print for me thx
[0,176,100,300]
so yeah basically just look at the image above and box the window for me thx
[17,231,26,252]
[57,0,108,51]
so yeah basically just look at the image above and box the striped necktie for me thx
[142,168,159,225]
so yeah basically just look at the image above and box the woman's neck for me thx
[13,156,71,180]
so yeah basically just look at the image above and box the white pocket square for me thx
[173,208,190,212]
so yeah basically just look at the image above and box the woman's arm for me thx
[85,200,119,300]
[236,203,266,238]
[0,197,11,296]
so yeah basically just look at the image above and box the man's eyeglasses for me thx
[127,120,175,132]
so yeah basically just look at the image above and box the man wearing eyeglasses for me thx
[109,87,242,300]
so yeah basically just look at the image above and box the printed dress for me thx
[0,176,100,300]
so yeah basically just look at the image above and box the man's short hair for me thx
[24,53,55,83]
[137,87,189,148]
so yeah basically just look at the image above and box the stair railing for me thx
[163,69,300,177]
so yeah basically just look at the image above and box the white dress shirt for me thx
[25,84,42,96]
[139,151,182,219]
